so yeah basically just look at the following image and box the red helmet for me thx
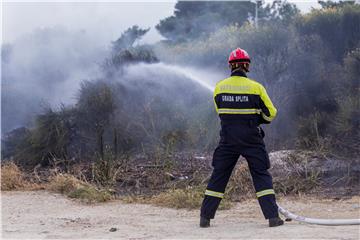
[228,48,251,64]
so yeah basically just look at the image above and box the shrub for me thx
[124,186,232,210]
[67,186,112,203]
[47,173,113,203]
[226,161,254,201]
[1,162,26,190]
[12,107,76,168]
[1,162,43,191]
[149,187,205,209]
[91,153,123,187]
[272,152,322,195]
[47,173,84,194]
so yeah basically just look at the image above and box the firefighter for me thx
[200,48,284,228]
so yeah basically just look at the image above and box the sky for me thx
[1,1,323,46]
[2,2,176,45]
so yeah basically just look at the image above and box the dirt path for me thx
[2,191,359,239]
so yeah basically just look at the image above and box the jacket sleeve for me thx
[213,84,219,113]
[259,84,277,124]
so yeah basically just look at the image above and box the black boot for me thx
[200,216,210,228]
[269,217,284,227]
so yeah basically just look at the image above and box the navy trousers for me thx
[200,122,279,219]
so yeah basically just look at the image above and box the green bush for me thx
[68,186,112,203]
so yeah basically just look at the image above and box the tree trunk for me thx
[113,128,118,159]
[97,128,104,160]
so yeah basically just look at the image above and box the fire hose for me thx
[278,205,360,225]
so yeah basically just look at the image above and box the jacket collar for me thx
[231,70,247,78]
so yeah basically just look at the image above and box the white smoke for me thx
[123,62,225,93]
[1,26,106,132]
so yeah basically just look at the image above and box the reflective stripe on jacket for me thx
[213,71,277,123]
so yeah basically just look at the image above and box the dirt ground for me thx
[1,191,359,239]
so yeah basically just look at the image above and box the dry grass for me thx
[67,186,112,203]
[120,159,251,210]
[149,187,205,209]
[1,150,328,207]
[1,162,43,191]
[1,162,112,203]
[1,162,25,190]
[123,186,232,210]
[272,152,322,195]
[47,173,113,203]
[47,173,85,194]
[120,152,324,207]
[226,152,323,198]
[227,161,254,201]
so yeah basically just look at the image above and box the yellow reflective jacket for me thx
[214,72,277,124]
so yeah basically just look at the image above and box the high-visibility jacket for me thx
[214,71,277,124]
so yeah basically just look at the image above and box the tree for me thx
[13,107,77,168]
[76,81,116,159]
[104,45,158,72]
[156,1,254,42]
[331,48,360,156]
[260,0,300,24]
[296,4,360,60]
[112,25,150,53]
[318,0,355,9]
[156,1,300,42]
[105,26,158,74]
